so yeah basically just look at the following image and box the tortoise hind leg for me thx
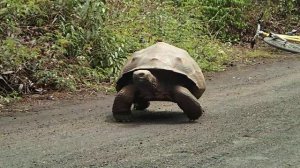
[172,85,203,120]
[134,99,150,110]
[112,84,136,122]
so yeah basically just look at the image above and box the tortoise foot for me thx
[134,101,150,110]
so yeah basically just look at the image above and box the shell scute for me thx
[116,42,206,98]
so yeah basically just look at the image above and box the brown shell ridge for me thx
[116,42,206,98]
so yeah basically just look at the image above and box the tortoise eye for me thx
[138,72,145,77]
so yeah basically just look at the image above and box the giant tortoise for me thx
[112,42,206,122]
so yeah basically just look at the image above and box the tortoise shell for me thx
[116,42,206,98]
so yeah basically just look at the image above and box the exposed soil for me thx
[0,54,300,168]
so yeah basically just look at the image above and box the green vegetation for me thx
[0,0,121,98]
[0,0,299,102]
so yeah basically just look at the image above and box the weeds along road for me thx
[0,56,300,168]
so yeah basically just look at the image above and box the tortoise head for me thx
[133,70,157,89]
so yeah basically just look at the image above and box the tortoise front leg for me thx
[112,84,136,122]
[172,85,203,120]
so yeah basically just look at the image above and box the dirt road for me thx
[1,56,300,168]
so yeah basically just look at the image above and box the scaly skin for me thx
[133,100,150,110]
[112,84,135,122]
[172,85,203,120]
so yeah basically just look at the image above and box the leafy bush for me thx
[199,0,250,41]
[258,0,300,32]
[1,0,300,101]
[0,0,126,98]
[106,0,231,72]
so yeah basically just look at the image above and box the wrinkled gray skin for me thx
[112,69,203,122]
